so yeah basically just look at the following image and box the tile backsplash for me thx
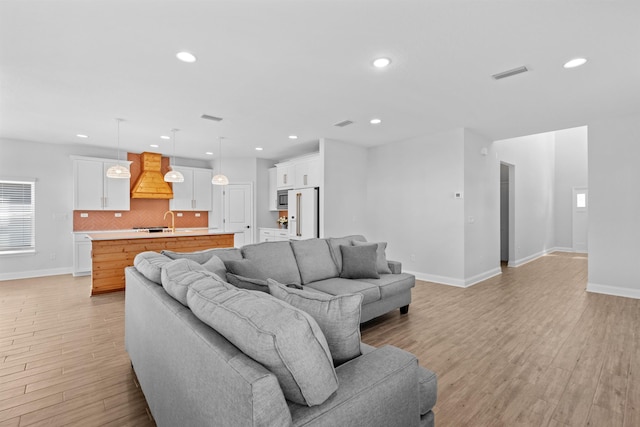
[73,152,209,231]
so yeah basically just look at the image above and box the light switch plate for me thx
[80,213,89,218]
[177,213,183,217]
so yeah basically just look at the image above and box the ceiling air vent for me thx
[492,66,528,80]
[334,120,354,127]
[201,114,223,122]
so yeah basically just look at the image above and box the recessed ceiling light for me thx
[255,147,263,151]
[150,144,159,148]
[160,135,170,140]
[373,57,391,68]
[76,134,88,138]
[370,118,382,124]
[205,151,214,155]
[288,135,298,140]
[176,51,197,63]
[564,58,587,69]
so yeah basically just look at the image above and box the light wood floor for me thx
[363,252,639,426]
[1,252,638,426]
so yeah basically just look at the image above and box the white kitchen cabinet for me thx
[294,155,320,189]
[276,163,294,189]
[268,167,277,211]
[73,233,92,276]
[259,227,289,242]
[72,157,131,211]
[169,166,213,211]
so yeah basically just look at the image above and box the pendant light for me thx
[212,136,229,185]
[106,118,131,179]
[164,128,184,183]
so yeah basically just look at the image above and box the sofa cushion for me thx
[162,247,243,265]
[241,241,302,285]
[305,278,381,305]
[268,279,363,365]
[353,241,393,274]
[290,239,339,285]
[357,273,416,299]
[187,280,338,406]
[161,258,225,306]
[339,244,380,279]
[133,251,172,284]
[326,235,367,272]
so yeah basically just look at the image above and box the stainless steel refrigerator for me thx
[287,188,319,240]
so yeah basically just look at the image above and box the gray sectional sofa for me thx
[124,235,437,426]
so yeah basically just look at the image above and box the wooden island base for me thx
[90,232,234,295]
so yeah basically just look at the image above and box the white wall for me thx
[321,138,369,238]
[0,138,116,279]
[365,129,466,284]
[587,112,640,299]
[494,132,556,266]
[463,129,501,284]
[553,126,588,250]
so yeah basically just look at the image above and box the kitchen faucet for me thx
[163,211,175,232]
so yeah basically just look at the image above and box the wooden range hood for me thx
[131,152,174,199]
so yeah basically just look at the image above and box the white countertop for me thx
[85,229,234,241]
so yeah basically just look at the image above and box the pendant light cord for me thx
[218,136,223,174]
[116,118,122,165]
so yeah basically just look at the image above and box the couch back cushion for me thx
[326,235,367,272]
[290,239,339,284]
[162,247,243,265]
[133,251,173,284]
[187,280,338,406]
[161,258,225,306]
[268,279,363,365]
[241,241,302,285]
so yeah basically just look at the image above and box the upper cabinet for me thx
[276,162,294,189]
[294,155,320,189]
[72,157,131,211]
[276,153,321,190]
[169,166,213,211]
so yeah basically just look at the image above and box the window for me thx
[0,179,36,254]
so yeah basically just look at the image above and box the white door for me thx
[224,183,253,248]
[572,187,588,253]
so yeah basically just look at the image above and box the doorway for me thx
[500,162,515,265]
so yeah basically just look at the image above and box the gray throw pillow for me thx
[226,273,269,293]
[161,258,225,306]
[187,280,338,406]
[268,279,363,365]
[201,254,227,279]
[290,239,339,284]
[339,244,380,279]
[225,259,268,280]
[353,241,392,274]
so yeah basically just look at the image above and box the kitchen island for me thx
[86,229,235,295]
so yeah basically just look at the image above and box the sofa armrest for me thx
[388,260,402,274]
[288,345,421,426]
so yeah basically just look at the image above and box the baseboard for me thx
[405,270,466,288]
[0,267,73,281]
[552,246,575,253]
[508,247,572,267]
[464,267,502,287]
[586,282,640,300]
[407,266,502,289]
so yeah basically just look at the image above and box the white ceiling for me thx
[1,0,639,161]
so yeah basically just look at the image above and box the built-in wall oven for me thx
[277,190,288,210]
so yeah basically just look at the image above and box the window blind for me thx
[0,179,36,254]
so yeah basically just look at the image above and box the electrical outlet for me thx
[114,212,122,217]
[80,213,89,218]
[49,253,56,260]
[195,213,201,217]
[454,192,463,199]
[177,213,183,217]
[410,254,416,261]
